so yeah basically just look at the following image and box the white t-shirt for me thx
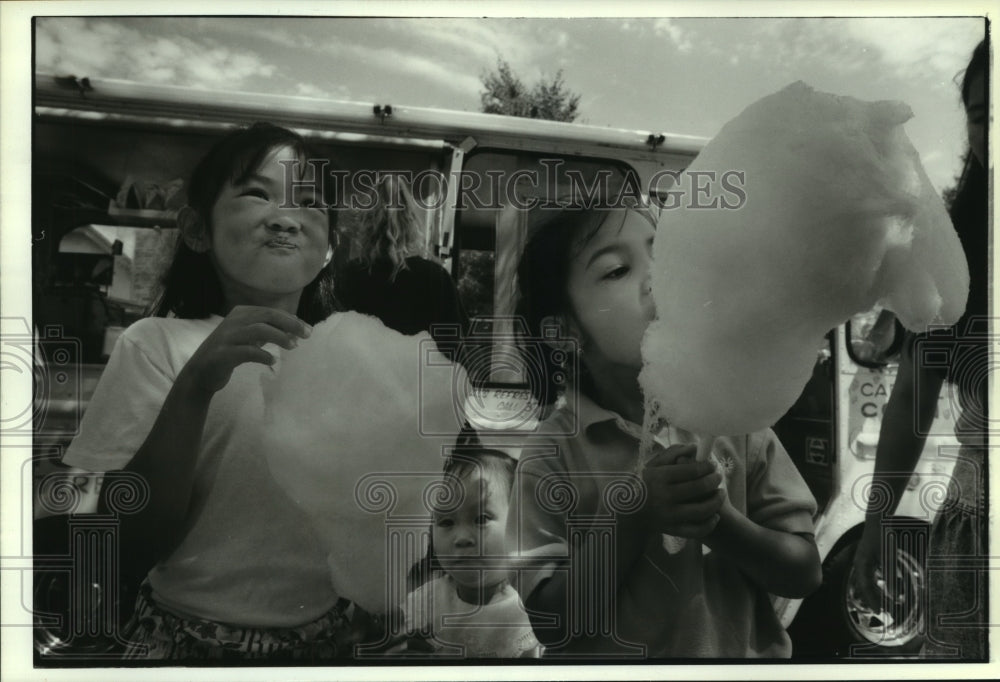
[63,316,339,628]
[402,574,542,658]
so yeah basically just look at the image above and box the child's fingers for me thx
[645,458,717,484]
[676,489,725,521]
[646,444,696,467]
[252,308,312,339]
[227,346,278,367]
[669,472,724,501]
[646,489,723,531]
[231,305,313,339]
[231,323,301,351]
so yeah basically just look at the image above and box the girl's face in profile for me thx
[208,145,331,311]
[564,209,656,373]
[432,471,510,594]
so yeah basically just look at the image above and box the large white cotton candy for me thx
[261,312,468,614]
[641,81,969,437]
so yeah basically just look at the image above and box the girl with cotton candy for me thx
[507,201,821,658]
[634,78,969,655]
[62,123,381,659]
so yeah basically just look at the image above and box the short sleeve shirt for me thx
[62,316,339,627]
[402,575,542,658]
[507,390,817,658]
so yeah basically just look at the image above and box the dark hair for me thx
[935,39,989,394]
[948,153,988,339]
[442,449,516,501]
[514,202,653,405]
[952,37,989,342]
[152,122,340,323]
[961,39,988,108]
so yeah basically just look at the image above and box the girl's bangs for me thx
[229,141,307,185]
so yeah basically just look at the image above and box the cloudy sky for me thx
[33,13,986,191]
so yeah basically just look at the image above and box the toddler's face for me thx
[432,471,510,591]
[565,208,656,372]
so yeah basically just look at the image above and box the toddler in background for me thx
[402,446,542,658]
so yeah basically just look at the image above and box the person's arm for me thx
[852,340,946,608]
[113,307,311,567]
[866,344,947,518]
[112,372,214,565]
[702,502,821,598]
[699,431,821,598]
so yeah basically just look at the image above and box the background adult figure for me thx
[851,38,989,659]
[336,174,467,361]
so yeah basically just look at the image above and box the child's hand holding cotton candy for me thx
[639,82,969,555]
[261,312,468,615]
[642,443,725,538]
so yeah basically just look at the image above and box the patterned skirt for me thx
[122,580,385,661]
[922,444,989,660]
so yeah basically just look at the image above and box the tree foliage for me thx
[455,250,494,320]
[458,59,581,330]
[479,58,580,123]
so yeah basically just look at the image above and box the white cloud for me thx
[320,42,483,98]
[387,18,537,67]
[233,17,538,79]
[367,18,581,87]
[54,17,568,107]
[227,18,495,98]
[749,18,983,82]
[837,18,984,80]
[227,23,323,52]
[652,18,694,53]
[382,50,483,97]
[35,17,277,90]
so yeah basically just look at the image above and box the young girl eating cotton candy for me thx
[402,445,541,658]
[508,201,822,658]
[62,123,381,660]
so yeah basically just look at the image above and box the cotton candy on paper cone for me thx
[262,312,468,614]
[640,81,969,438]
